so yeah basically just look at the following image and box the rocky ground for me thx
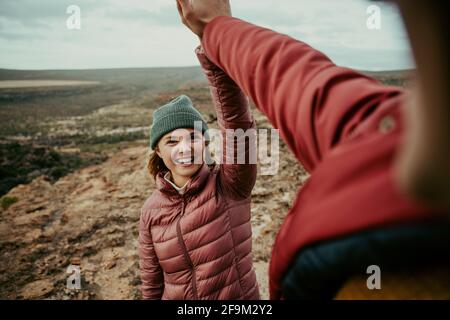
[0,69,409,299]
[0,84,308,299]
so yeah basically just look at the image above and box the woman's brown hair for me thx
[147,149,168,179]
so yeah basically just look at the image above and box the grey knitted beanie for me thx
[150,95,209,150]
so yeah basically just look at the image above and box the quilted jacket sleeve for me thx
[196,45,257,200]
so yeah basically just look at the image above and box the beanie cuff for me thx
[150,114,209,149]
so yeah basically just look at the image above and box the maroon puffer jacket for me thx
[138,46,260,300]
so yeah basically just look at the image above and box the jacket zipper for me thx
[176,196,198,299]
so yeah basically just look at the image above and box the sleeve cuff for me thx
[201,16,236,60]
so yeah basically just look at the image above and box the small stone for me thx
[60,213,69,224]
[105,260,116,270]
[20,279,54,299]
[25,204,46,214]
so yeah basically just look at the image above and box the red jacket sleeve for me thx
[196,45,257,200]
[201,17,403,172]
[138,208,164,300]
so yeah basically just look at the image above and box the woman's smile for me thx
[174,155,194,165]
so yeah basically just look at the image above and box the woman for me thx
[138,46,260,300]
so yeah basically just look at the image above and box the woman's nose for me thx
[178,138,192,154]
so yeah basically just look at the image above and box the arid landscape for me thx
[0,67,411,299]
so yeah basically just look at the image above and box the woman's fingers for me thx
[175,0,232,38]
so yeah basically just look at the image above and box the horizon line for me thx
[0,65,415,73]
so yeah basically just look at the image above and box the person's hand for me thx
[176,0,232,39]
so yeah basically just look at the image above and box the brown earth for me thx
[0,86,307,300]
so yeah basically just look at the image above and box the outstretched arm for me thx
[177,0,403,172]
[196,46,256,199]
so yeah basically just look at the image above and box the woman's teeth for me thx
[176,157,193,164]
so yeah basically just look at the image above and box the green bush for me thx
[49,166,66,180]
[1,196,18,210]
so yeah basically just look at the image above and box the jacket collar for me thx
[155,163,211,198]
[163,171,188,195]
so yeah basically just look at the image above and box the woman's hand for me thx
[176,0,232,39]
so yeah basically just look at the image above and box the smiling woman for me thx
[149,96,209,188]
[138,46,260,300]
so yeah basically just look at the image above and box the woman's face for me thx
[156,128,205,187]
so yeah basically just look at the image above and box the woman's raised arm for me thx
[196,46,257,200]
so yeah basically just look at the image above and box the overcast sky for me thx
[0,0,415,71]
